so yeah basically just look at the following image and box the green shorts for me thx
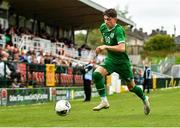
[100,58,134,82]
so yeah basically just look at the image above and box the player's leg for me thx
[127,78,150,115]
[127,80,146,101]
[92,66,109,111]
[117,63,150,115]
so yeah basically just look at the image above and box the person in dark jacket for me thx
[143,66,152,93]
[81,63,94,101]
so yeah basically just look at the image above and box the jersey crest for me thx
[110,33,114,38]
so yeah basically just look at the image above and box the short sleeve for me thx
[116,27,126,44]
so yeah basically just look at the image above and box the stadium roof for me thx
[8,0,135,29]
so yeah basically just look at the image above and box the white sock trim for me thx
[97,88,105,90]
[101,96,108,102]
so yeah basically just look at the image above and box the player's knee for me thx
[92,72,103,83]
[128,85,134,91]
[126,81,135,91]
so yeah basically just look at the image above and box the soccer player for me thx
[92,8,150,115]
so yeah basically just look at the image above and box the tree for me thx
[144,34,176,52]
[75,29,102,49]
[87,29,102,49]
[74,31,86,48]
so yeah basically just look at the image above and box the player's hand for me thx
[95,45,108,54]
[95,47,101,54]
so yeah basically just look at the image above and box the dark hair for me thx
[103,8,117,18]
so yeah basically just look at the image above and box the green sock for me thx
[92,72,106,97]
[130,85,146,101]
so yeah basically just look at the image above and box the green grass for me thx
[175,52,180,64]
[1,88,180,127]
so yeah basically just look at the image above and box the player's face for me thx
[104,15,117,29]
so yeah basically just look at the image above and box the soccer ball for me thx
[55,100,71,116]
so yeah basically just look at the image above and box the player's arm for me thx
[96,26,126,54]
[105,26,126,52]
[95,43,125,54]
[104,43,125,52]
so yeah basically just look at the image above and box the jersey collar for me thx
[106,23,117,31]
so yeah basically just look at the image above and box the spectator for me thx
[6,60,21,88]
[51,57,57,64]
[133,67,144,85]
[13,53,20,62]
[7,45,14,61]
[19,50,28,63]
[81,62,94,101]
[44,53,51,64]
[5,28,13,47]
[0,57,11,78]
[1,51,9,61]
[77,47,82,57]
[143,65,152,93]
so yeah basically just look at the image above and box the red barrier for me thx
[74,75,83,85]
[17,63,26,82]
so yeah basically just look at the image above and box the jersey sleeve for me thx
[99,23,106,33]
[99,23,106,43]
[116,27,126,44]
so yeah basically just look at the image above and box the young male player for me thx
[92,8,150,115]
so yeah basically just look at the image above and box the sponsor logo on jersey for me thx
[105,36,110,44]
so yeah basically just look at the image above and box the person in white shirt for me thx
[82,63,94,101]
[0,59,11,78]
[143,66,152,93]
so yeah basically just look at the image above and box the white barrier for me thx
[11,34,96,62]
[107,72,121,95]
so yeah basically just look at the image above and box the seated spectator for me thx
[44,53,51,64]
[5,28,13,47]
[1,51,9,61]
[19,50,28,63]
[51,57,57,64]
[13,53,20,62]
[0,57,11,79]
[6,61,21,85]
[6,45,14,61]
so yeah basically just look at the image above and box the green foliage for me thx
[75,29,102,49]
[176,57,180,64]
[74,32,86,48]
[141,34,176,63]
[1,88,180,127]
[141,50,173,60]
[144,34,176,51]
[175,52,180,64]
[87,29,103,49]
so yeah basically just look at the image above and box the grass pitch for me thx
[0,87,180,127]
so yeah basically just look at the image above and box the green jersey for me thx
[99,23,130,64]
